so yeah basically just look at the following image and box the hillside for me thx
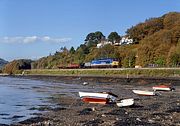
[127,12,180,67]
[0,58,8,69]
[14,12,180,70]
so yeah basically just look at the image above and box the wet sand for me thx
[8,75,180,126]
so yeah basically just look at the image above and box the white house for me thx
[120,37,133,45]
[96,40,112,48]
[96,36,133,48]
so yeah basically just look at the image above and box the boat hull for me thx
[82,97,109,104]
[79,91,117,102]
[152,85,172,91]
[132,90,155,96]
[79,92,109,98]
[79,91,118,104]
[116,98,134,107]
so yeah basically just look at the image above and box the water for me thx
[0,76,86,124]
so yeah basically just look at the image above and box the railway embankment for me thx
[23,68,180,78]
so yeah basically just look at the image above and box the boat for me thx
[152,85,174,91]
[116,98,134,107]
[78,92,118,104]
[82,97,109,104]
[132,90,156,96]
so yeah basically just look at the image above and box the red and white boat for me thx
[78,91,118,104]
[132,90,156,96]
[152,85,173,91]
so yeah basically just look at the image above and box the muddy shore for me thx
[3,75,180,126]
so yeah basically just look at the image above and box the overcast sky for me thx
[0,0,180,61]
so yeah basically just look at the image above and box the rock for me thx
[92,107,96,111]
[79,108,93,115]
[136,118,141,122]
[83,82,88,85]
[148,119,155,123]
[101,114,106,117]
[116,118,119,121]
[44,121,51,126]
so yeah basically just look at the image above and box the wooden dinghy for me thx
[79,91,118,104]
[132,90,156,96]
[116,98,134,107]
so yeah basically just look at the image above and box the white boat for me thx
[132,90,156,96]
[152,85,173,91]
[78,91,118,103]
[116,98,134,107]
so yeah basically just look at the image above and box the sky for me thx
[0,0,180,61]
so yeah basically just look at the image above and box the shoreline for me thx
[11,76,180,126]
[1,75,180,126]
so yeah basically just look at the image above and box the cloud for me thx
[23,36,38,43]
[0,36,72,44]
[40,36,72,43]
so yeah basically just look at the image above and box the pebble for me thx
[83,82,88,85]
[44,121,51,126]
[116,118,120,120]
[136,118,141,122]
[92,107,96,111]
[101,114,106,117]
[148,119,155,123]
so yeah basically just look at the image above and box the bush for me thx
[2,59,32,74]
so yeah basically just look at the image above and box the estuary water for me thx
[0,76,85,125]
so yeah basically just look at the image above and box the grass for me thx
[23,68,180,77]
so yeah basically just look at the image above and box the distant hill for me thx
[0,58,8,69]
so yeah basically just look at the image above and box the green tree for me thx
[94,31,105,41]
[122,51,136,68]
[85,31,105,48]
[3,59,32,74]
[69,46,75,54]
[108,32,121,44]
[154,57,165,67]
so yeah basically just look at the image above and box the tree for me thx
[154,57,165,67]
[2,59,32,74]
[108,32,121,44]
[69,46,75,54]
[85,31,105,48]
[94,31,105,41]
[121,50,136,68]
[98,44,116,58]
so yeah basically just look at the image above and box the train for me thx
[57,58,119,69]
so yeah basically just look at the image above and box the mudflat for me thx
[14,75,180,126]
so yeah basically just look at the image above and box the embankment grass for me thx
[24,68,180,77]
